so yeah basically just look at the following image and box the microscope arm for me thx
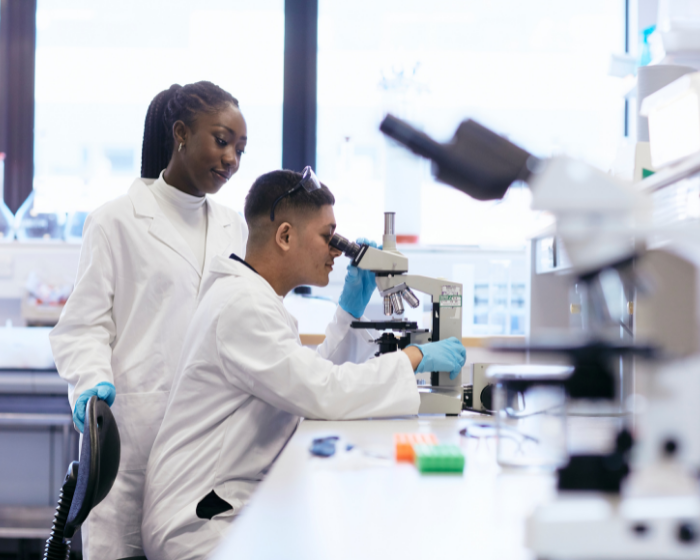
[376,274,463,343]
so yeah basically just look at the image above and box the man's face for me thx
[291,205,342,287]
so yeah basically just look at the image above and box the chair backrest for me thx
[64,395,121,538]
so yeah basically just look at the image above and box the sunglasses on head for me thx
[269,166,322,222]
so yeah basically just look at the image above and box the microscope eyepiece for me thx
[329,233,362,259]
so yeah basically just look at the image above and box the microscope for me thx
[379,113,700,558]
[330,212,464,415]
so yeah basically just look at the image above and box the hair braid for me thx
[140,81,240,179]
[140,84,181,179]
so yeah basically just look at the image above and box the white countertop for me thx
[210,414,557,560]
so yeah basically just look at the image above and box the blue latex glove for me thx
[409,337,467,380]
[338,238,378,319]
[73,382,116,433]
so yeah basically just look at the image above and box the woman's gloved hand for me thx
[409,337,467,380]
[73,381,116,433]
[338,238,378,319]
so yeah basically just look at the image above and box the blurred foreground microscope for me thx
[379,108,700,559]
[330,214,464,415]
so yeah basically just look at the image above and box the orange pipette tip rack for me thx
[394,433,438,462]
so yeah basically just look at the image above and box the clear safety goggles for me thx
[269,166,322,221]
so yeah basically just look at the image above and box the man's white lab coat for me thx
[142,255,420,560]
[49,179,247,560]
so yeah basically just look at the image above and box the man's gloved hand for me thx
[73,382,116,433]
[409,337,467,380]
[338,237,378,319]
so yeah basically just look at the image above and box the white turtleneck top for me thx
[148,172,208,273]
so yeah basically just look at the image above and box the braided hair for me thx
[140,81,240,179]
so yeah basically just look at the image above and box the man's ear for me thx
[275,222,293,252]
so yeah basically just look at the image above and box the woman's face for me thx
[174,103,247,196]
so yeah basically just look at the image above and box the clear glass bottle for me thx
[489,365,571,470]
[14,192,66,241]
[0,200,14,241]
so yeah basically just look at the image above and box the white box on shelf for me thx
[641,72,700,168]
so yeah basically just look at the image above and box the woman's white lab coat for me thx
[49,178,247,560]
[141,255,420,560]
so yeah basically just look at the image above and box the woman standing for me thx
[50,81,248,560]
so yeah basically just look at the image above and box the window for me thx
[316,0,626,246]
[33,0,284,219]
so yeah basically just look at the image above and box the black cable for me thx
[44,462,78,560]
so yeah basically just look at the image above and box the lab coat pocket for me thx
[110,391,169,472]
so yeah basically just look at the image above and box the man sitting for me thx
[141,170,466,560]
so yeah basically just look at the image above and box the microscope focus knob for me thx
[480,384,493,411]
[662,438,679,458]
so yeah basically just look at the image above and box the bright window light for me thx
[34,0,284,215]
[316,0,626,247]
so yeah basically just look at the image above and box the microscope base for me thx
[527,494,700,559]
[418,387,463,415]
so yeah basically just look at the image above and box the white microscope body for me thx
[348,212,464,415]
[525,156,700,559]
[379,93,700,557]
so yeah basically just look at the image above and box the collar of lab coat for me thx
[202,254,282,304]
[127,178,236,278]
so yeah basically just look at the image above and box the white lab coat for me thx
[141,255,420,560]
[49,178,247,560]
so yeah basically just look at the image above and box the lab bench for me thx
[210,415,556,560]
[0,366,82,559]
[0,368,76,513]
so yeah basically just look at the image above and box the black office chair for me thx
[44,395,120,560]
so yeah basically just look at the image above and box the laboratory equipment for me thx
[380,115,533,202]
[309,436,339,458]
[636,64,695,144]
[470,363,498,412]
[64,211,88,243]
[488,365,571,470]
[394,433,438,462]
[0,199,13,241]
[657,0,700,62]
[413,444,465,473]
[333,212,464,415]
[14,192,66,241]
[380,111,700,558]
[641,71,700,168]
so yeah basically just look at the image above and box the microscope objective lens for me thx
[390,292,404,315]
[383,295,393,316]
[401,287,420,308]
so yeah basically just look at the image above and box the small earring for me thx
[178,143,184,152]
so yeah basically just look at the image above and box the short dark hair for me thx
[141,81,240,179]
[244,170,335,224]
